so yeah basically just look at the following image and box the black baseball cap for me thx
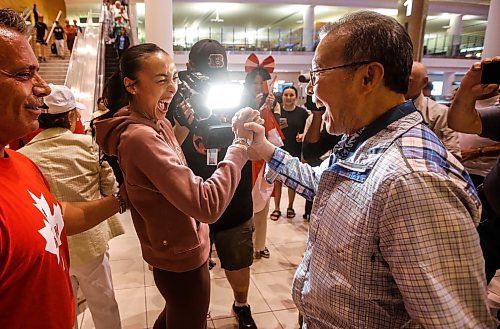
[189,39,227,78]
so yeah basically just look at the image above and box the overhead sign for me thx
[404,0,413,16]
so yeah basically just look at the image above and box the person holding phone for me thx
[448,56,500,284]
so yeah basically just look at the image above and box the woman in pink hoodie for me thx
[94,43,260,329]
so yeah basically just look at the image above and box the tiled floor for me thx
[78,193,308,329]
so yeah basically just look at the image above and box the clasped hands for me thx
[231,107,275,161]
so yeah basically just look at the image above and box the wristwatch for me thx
[231,137,252,151]
[113,192,127,214]
[233,137,252,147]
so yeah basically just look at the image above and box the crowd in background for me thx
[102,0,131,58]
[31,2,82,61]
[1,6,500,329]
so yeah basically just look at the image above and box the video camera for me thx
[169,70,244,149]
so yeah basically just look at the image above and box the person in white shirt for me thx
[405,61,461,159]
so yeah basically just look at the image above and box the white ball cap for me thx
[42,84,77,114]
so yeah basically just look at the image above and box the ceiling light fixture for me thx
[210,10,224,23]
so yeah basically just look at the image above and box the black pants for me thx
[476,184,500,283]
[67,39,74,51]
[152,261,210,329]
[304,200,313,217]
[478,217,500,283]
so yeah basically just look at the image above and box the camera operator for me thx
[173,39,257,329]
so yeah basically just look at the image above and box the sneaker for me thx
[259,247,270,258]
[232,303,257,329]
[208,258,217,270]
[254,247,270,259]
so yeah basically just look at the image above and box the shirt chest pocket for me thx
[313,187,372,264]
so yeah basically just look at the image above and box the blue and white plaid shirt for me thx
[266,102,495,328]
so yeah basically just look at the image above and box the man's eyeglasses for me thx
[309,60,373,86]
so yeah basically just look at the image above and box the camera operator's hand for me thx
[232,107,262,141]
[179,100,195,126]
[173,101,195,144]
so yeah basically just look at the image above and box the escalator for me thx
[104,43,119,85]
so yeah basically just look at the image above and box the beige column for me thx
[144,0,173,55]
[302,5,315,52]
[397,0,429,61]
[482,0,500,58]
[448,14,463,57]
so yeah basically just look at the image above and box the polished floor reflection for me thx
[77,194,308,329]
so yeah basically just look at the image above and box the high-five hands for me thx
[231,107,264,141]
[242,117,277,163]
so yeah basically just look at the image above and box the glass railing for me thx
[423,33,484,59]
[127,3,139,46]
[65,9,102,127]
[172,26,309,52]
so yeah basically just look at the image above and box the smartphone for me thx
[481,62,500,84]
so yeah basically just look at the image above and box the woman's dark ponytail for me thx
[102,70,129,115]
[100,43,169,119]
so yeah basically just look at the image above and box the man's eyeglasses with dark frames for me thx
[309,60,373,86]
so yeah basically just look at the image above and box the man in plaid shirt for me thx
[242,11,495,328]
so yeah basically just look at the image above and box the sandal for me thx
[287,208,296,218]
[270,209,281,221]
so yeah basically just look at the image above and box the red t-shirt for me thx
[0,150,74,328]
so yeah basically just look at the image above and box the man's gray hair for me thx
[0,8,28,34]
[319,11,413,94]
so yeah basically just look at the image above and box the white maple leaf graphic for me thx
[30,191,65,268]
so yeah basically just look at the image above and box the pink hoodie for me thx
[95,108,248,272]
